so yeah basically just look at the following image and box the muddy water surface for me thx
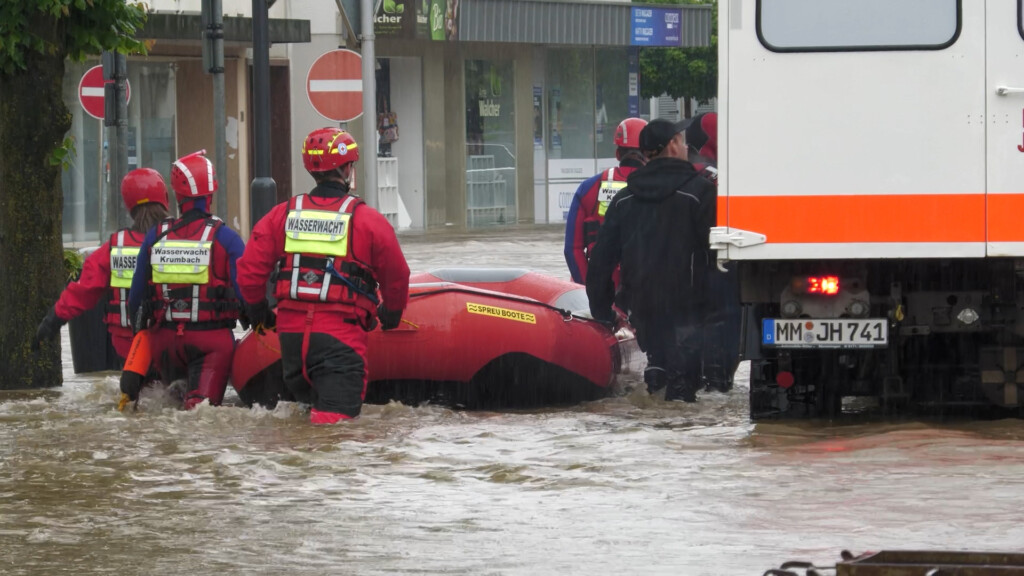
[3,226,1023,575]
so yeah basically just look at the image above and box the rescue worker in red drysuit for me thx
[124,151,246,409]
[564,117,648,285]
[33,169,171,360]
[687,112,719,186]
[685,112,741,393]
[235,128,410,424]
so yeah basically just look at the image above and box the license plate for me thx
[762,318,888,348]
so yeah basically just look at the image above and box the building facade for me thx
[59,0,710,243]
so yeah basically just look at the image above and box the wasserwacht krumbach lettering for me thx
[153,247,210,265]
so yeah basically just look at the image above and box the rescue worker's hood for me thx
[624,157,701,201]
[311,180,351,198]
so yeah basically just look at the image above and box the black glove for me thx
[133,301,156,334]
[120,370,145,402]
[244,300,277,332]
[33,308,65,351]
[590,308,617,331]
[377,305,402,331]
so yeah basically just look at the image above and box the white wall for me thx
[387,57,425,229]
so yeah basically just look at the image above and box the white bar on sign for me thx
[309,80,362,93]
[81,87,104,97]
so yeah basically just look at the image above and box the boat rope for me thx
[255,329,281,354]
[408,287,576,320]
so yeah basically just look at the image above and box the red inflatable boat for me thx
[231,268,642,409]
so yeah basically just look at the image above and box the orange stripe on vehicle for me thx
[725,194,985,244]
[987,193,1024,242]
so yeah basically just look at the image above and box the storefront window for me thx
[61,60,176,244]
[465,59,516,227]
[595,48,633,162]
[545,48,595,223]
[545,49,595,161]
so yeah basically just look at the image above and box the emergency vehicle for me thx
[715,0,1024,418]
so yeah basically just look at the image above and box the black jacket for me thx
[585,156,716,324]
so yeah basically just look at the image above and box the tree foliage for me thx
[0,0,146,390]
[637,0,717,105]
[0,0,147,75]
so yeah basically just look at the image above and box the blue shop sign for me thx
[630,7,683,47]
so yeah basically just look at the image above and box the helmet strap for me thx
[335,165,352,192]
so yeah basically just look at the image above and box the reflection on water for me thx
[3,225,1024,575]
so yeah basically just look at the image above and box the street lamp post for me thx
[250,0,277,227]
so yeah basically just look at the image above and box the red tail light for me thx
[806,276,840,295]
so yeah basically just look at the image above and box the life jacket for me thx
[273,194,379,322]
[149,214,239,327]
[106,228,144,328]
[583,167,628,253]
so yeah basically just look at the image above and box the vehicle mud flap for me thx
[979,347,1024,409]
[749,356,782,420]
[814,351,844,419]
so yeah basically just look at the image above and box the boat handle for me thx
[996,86,1024,96]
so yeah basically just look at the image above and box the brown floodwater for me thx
[3,225,1023,575]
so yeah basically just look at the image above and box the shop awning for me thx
[139,12,311,45]
[458,0,712,47]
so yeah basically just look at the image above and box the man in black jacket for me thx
[586,118,717,402]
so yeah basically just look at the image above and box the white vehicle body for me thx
[716,0,1024,418]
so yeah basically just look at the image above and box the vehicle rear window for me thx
[1019,0,1024,42]
[757,0,961,52]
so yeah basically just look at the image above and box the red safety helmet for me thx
[121,168,169,211]
[170,150,218,201]
[302,127,359,173]
[614,118,648,149]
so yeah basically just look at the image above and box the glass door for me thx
[465,59,516,227]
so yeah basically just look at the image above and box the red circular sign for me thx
[306,49,363,123]
[78,65,131,121]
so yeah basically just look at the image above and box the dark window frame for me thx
[1018,0,1024,42]
[756,0,962,53]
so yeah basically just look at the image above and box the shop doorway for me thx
[376,57,425,230]
[465,59,516,227]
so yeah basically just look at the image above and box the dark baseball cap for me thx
[639,118,688,152]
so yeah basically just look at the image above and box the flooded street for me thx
[3,225,1024,575]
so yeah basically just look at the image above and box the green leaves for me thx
[63,248,84,283]
[48,135,76,170]
[0,0,149,75]
[636,0,717,104]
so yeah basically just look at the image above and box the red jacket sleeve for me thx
[351,205,410,312]
[54,242,112,322]
[235,203,288,305]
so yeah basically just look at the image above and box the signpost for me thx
[630,6,683,47]
[78,65,130,120]
[306,49,364,123]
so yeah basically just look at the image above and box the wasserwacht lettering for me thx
[286,217,347,236]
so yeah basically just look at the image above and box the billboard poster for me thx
[420,0,460,40]
[628,47,640,117]
[374,0,416,38]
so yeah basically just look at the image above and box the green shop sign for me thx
[375,0,459,40]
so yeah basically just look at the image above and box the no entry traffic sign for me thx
[306,49,363,123]
[78,65,130,121]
